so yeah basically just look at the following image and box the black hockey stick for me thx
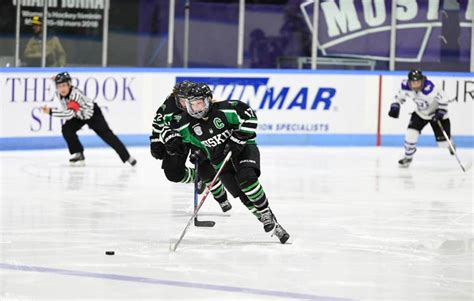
[437,120,471,172]
[170,151,233,252]
[193,161,215,227]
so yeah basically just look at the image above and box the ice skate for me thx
[259,208,276,232]
[398,157,412,168]
[273,223,290,244]
[69,152,85,166]
[218,200,232,213]
[127,156,137,166]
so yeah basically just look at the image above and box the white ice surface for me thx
[1,146,473,301]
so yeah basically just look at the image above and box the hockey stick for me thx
[170,151,232,252]
[437,120,470,172]
[193,161,215,227]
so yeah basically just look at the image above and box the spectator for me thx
[24,16,66,67]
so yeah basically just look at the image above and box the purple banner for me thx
[301,0,472,62]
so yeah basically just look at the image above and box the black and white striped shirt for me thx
[51,86,94,120]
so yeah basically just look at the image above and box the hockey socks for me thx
[404,140,417,159]
[180,167,196,183]
[404,128,419,159]
[240,179,268,210]
[240,180,289,242]
[399,129,418,167]
[203,177,228,204]
[246,204,261,220]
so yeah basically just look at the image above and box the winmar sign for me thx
[176,77,335,111]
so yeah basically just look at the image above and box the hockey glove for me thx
[189,149,207,164]
[431,108,447,122]
[164,134,186,156]
[150,135,166,160]
[223,133,247,157]
[388,103,400,118]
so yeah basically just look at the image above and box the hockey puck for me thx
[105,251,115,255]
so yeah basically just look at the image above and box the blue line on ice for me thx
[0,262,353,301]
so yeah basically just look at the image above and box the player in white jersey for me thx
[41,72,137,166]
[388,69,454,167]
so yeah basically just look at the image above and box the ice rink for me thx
[1,146,473,301]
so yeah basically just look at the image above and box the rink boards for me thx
[0,68,472,150]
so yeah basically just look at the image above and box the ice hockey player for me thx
[150,81,233,213]
[41,72,136,166]
[170,82,290,244]
[388,69,454,167]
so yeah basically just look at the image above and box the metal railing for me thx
[10,0,474,71]
[277,56,376,70]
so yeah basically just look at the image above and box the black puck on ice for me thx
[105,251,115,255]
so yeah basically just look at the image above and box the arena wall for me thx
[1,68,472,150]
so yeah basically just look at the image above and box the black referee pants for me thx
[61,104,131,162]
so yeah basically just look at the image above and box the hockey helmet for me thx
[54,72,72,85]
[408,69,425,81]
[174,80,196,110]
[183,83,212,119]
[407,69,425,91]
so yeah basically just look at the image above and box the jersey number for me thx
[244,108,256,118]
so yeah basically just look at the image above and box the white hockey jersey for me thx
[395,79,449,120]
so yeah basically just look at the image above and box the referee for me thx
[41,72,137,166]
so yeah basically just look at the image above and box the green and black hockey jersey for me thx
[151,95,183,143]
[170,100,258,165]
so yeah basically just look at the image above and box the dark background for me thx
[0,0,470,71]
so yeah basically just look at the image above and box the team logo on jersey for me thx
[202,130,232,148]
[213,118,224,129]
[193,125,203,136]
[414,98,430,110]
[174,115,182,122]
